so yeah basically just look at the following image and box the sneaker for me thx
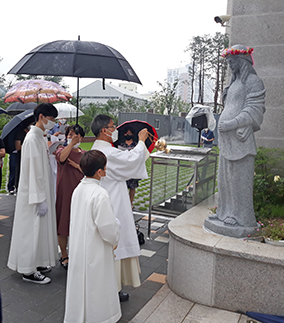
[22,271,51,284]
[36,266,52,274]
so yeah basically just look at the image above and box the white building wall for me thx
[74,80,147,107]
[167,64,214,104]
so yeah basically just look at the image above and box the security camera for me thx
[214,15,231,27]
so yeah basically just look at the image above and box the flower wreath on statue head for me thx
[222,45,254,65]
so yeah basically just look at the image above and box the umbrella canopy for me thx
[8,40,142,84]
[0,108,8,115]
[7,39,142,123]
[1,109,35,153]
[6,102,37,115]
[114,120,158,153]
[246,311,284,323]
[54,103,84,119]
[4,80,72,104]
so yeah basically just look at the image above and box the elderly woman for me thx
[55,125,86,269]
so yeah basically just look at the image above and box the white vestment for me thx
[91,140,148,260]
[91,140,148,289]
[7,126,58,274]
[64,177,121,323]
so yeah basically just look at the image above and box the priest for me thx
[91,114,149,301]
[7,103,59,284]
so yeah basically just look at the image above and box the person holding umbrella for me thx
[7,103,59,284]
[117,125,140,208]
[91,115,149,302]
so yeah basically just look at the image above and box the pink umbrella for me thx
[4,79,72,104]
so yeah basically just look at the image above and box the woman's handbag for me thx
[136,224,145,246]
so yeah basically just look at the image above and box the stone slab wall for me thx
[227,0,284,148]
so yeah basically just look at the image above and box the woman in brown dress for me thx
[55,125,86,269]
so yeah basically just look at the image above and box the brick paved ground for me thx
[0,194,170,323]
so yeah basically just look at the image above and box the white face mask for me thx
[67,138,80,149]
[106,128,118,142]
[60,118,66,125]
[43,117,56,130]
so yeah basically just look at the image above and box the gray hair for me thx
[91,114,112,137]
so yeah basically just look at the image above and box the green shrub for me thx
[254,147,284,222]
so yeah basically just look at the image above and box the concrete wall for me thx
[118,112,185,139]
[228,0,284,148]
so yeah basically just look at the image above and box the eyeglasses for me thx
[105,125,117,129]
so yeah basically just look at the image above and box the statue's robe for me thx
[217,74,266,227]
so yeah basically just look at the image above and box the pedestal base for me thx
[204,217,257,238]
[167,193,284,315]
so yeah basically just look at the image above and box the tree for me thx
[78,114,93,135]
[151,81,190,115]
[185,32,229,112]
[185,35,212,105]
[207,32,229,113]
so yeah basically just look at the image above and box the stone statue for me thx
[204,45,266,238]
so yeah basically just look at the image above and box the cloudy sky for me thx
[1,0,228,94]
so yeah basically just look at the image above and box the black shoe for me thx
[59,257,68,270]
[36,266,52,273]
[22,271,51,284]
[119,291,129,302]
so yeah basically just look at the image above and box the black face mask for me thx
[124,134,133,140]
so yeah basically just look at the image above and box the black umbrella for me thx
[0,108,8,115]
[6,102,37,115]
[114,120,158,153]
[8,38,142,124]
[1,109,35,153]
[246,311,284,323]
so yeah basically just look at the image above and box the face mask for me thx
[106,128,118,142]
[67,138,80,149]
[43,117,56,130]
[98,168,106,180]
[73,143,80,149]
[60,119,66,125]
[124,134,133,141]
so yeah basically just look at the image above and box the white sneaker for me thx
[22,271,51,284]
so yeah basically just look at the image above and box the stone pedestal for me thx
[167,194,284,315]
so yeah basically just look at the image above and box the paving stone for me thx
[131,285,162,301]
[154,244,169,257]
[147,273,166,284]
[140,249,156,257]
[142,259,163,270]
[12,309,46,323]
[183,303,240,323]
[154,236,169,243]
[140,266,155,282]
[120,296,149,320]
[143,290,193,323]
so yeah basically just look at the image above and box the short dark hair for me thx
[65,125,85,138]
[123,125,134,135]
[91,114,112,137]
[34,103,58,122]
[80,150,107,177]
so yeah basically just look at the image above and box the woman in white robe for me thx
[64,150,121,323]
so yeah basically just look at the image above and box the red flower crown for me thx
[221,47,254,58]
